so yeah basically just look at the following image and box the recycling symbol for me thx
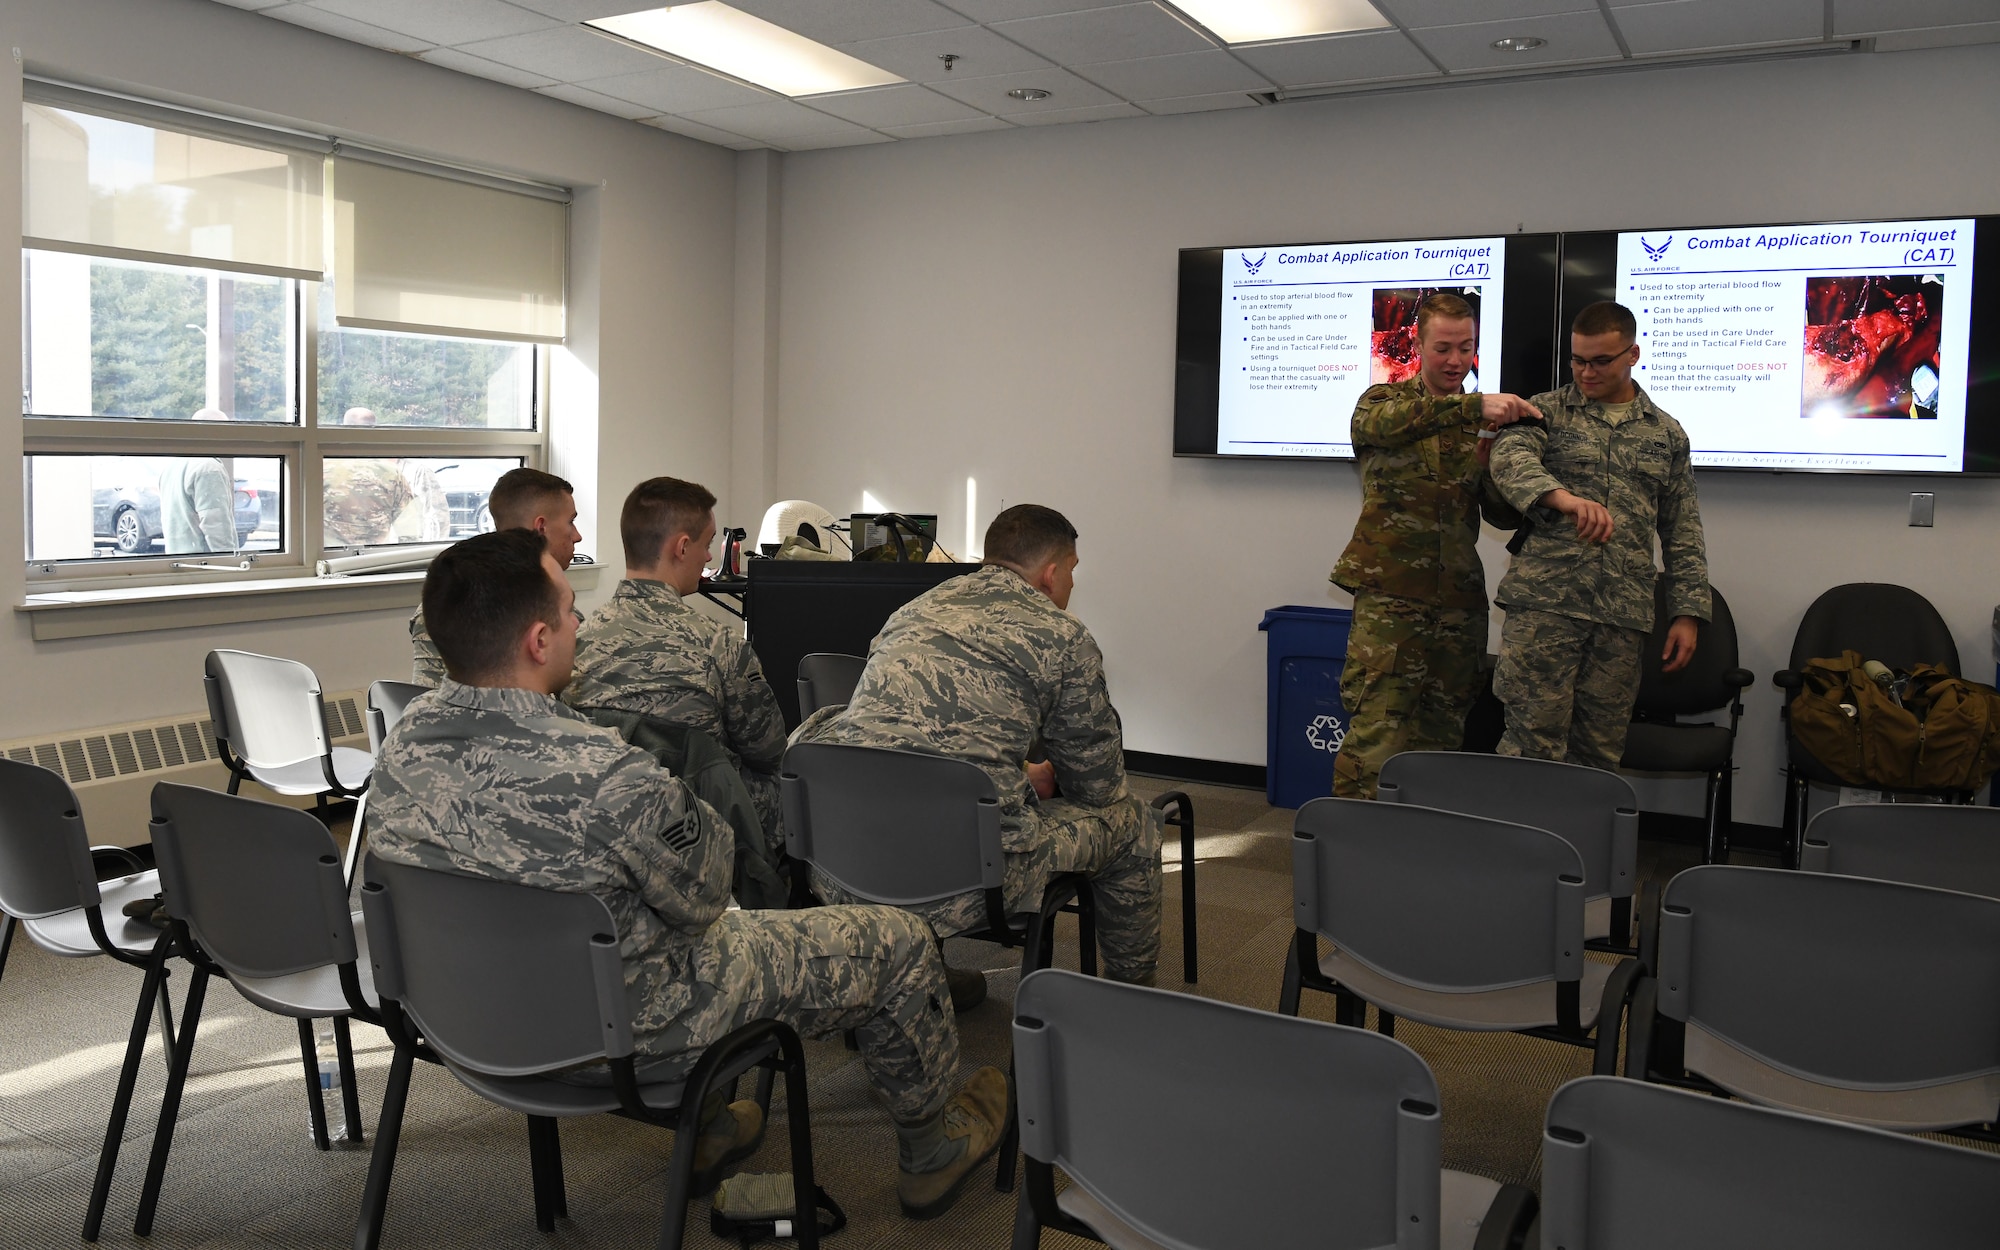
[1306,713,1346,754]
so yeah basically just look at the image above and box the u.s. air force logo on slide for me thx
[1640,235,1672,263]
[1242,251,1268,275]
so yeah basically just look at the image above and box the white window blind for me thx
[23,103,323,281]
[329,157,567,344]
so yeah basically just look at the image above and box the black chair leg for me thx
[133,964,211,1237]
[300,1018,332,1151]
[334,1016,365,1143]
[84,936,173,1242]
[995,1061,1020,1195]
[1701,768,1725,865]
[0,912,14,983]
[353,1040,414,1250]
[1277,934,1303,1016]
[1377,1010,1396,1039]
[1716,766,1735,861]
[1074,888,1097,978]
[1011,1183,1043,1250]
[776,1042,820,1250]
[655,1103,702,1250]
[527,1115,562,1231]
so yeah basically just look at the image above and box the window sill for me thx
[17,563,600,641]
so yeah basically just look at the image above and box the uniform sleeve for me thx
[1350,386,1483,449]
[1478,469,1524,530]
[192,462,238,552]
[410,610,445,687]
[595,751,732,933]
[1040,631,1128,809]
[1488,408,1565,515]
[717,632,786,773]
[1656,429,1712,622]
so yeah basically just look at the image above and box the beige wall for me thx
[763,43,2000,826]
[0,0,737,746]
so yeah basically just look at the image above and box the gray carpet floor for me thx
[0,777,1725,1250]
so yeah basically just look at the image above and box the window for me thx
[20,87,567,586]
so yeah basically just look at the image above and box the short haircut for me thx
[1416,292,1476,339]
[1572,300,1637,341]
[423,528,560,683]
[620,476,717,566]
[487,467,574,530]
[983,504,1078,571]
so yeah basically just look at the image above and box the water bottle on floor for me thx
[313,1018,346,1140]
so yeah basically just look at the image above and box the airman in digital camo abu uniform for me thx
[795,504,1163,987]
[1329,293,1534,798]
[1487,299,1710,771]
[371,529,1008,1220]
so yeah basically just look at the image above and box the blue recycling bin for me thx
[1259,605,1353,809]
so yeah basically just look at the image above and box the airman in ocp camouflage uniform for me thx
[794,507,1162,986]
[1330,293,1532,799]
[1488,300,1710,772]
[322,459,416,547]
[564,578,788,850]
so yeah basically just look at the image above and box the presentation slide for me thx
[1619,218,1974,471]
[1215,237,1507,458]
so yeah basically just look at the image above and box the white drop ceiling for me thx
[206,0,2000,151]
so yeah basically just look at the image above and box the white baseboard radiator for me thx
[0,691,372,848]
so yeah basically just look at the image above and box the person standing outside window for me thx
[1330,294,1534,798]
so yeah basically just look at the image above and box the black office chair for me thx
[1619,583,1753,863]
[1772,583,1967,866]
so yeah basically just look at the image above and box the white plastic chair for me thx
[202,649,371,814]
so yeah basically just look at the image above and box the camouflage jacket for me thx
[562,580,785,775]
[1331,379,1520,608]
[794,563,1128,852]
[409,607,443,687]
[368,680,732,1050]
[1490,382,1711,631]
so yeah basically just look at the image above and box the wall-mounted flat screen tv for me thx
[1174,232,1562,459]
[1558,214,2000,474]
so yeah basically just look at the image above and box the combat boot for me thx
[896,1066,1008,1219]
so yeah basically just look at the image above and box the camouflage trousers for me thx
[1333,592,1487,799]
[633,906,958,1125]
[741,767,784,855]
[1494,608,1646,773]
[814,794,1164,985]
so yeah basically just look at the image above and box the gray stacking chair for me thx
[354,857,818,1250]
[1801,802,2000,899]
[342,680,428,886]
[1012,968,1537,1250]
[1539,1076,2000,1250]
[782,740,1096,1192]
[1629,865,2000,1138]
[121,783,380,1240]
[0,759,180,1243]
[203,649,372,814]
[795,652,866,720]
[1279,798,1640,1073]
[1379,752,1641,952]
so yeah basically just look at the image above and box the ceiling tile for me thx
[1233,29,1436,86]
[1834,0,2000,36]
[679,98,884,144]
[837,24,1054,82]
[457,24,675,80]
[1003,101,1147,124]
[1409,9,1623,71]
[1611,0,1824,56]
[503,0,634,19]
[418,46,561,88]
[804,84,990,126]
[879,115,1017,138]
[1073,49,1274,98]
[642,114,754,146]
[1377,0,1594,24]
[1136,91,1263,115]
[786,131,899,150]
[1871,20,2000,49]
[534,82,658,118]
[991,3,1217,64]
[573,64,774,112]
[303,0,557,46]
[261,3,436,52]
[209,0,289,9]
[940,0,1132,19]
[927,65,1122,110]
[726,0,970,43]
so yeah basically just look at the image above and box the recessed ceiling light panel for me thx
[589,3,903,97]
[1491,35,1548,52]
[1174,0,1391,45]
[1006,88,1052,101]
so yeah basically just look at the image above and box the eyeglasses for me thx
[1569,345,1635,371]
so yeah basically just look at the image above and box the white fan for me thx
[757,500,851,556]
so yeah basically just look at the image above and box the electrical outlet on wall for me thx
[1909,493,1935,527]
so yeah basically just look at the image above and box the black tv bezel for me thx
[1558,212,2000,478]
[1173,231,1563,462]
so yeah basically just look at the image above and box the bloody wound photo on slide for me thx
[1801,275,1943,419]
[1371,286,1482,385]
